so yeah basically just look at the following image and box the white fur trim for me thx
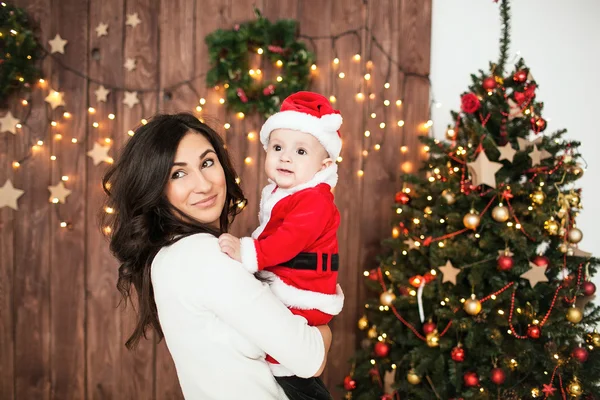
[252,165,338,239]
[260,271,345,315]
[268,362,295,377]
[239,237,259,273]
[259,110,343,159]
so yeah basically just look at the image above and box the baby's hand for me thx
[218,233,241,262]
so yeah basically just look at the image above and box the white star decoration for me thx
[0,180,25,210]
[126,13,141,28]
[45,90,65,110]
[0,111,21,134]
[87,142,111,166]
[48,181,72,204]
[123,91,139,109]
[94,85,110,103]
[124,57,136,72]
[48,34,68,54]
[95,22,109,37]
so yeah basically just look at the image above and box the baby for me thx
[219,92,344,397]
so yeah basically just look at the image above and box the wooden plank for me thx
[155,1,196,398]
[118,0,160,399]
[11,0,52,398]
[86,0,124,398]
[48,0,88,398]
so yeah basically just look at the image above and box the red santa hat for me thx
[259,91,343,159]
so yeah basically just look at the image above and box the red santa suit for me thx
[239,92,345,377]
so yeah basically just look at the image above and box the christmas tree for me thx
[344,1,600,399]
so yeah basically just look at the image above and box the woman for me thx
[102,113,333,399]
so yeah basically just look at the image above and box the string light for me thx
[50,155,56,161]
[357,170,364,177]
[379,122,385,129]
[276,60,283,67]
[356,92,364,101]
[257,48,263,54]
[362,150,368,157]
[61,176,68,181]
[128,130,135,136]
[15,123,22,129]
[63,112,71,118]
[141,119,148,125]
[353,53,361,61]
[108,113,115,120]
[364,130,371,137]
[329,95,336,103]
[105,207,114,214]
[199,98,206,105]
[104,138,111,144]
[383,100,390,106]
[374,144,380,150]
[60,222,68,228]
[400,146,408,153]
[369,93,375,100]
[22,99,28,105]
[88,107,96,114]
[219,98,225,104]
[276,76,283,82]
[244,157,252,164]
[51,121,57,127]
[397,120,405,127]
[384,82,390,89]
[247,132,256,140]
[196,106,202,112]
[333,57,340,65]
[224,123,231,130]
[396,100,402,106]
[338,72,345,79]
[310,64,317,71]
[12,161,20,168]
[93,122,99,128]
[37,140,43,146]
[336,156,342,163]
[364,73,371,80]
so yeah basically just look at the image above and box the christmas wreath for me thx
[0,2,42,101]
[205,8,314,118]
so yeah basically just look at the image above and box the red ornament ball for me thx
[527,325,542,339]
[423,321,437,335]
[582,281,597,297]
[451,346,466,362]
[343,375,357,390]
[572,347,589,363]
[532,256,549,268]
[395,192,411,205]
[513,69,528,83]
[463,372,479,387]
[367,269,379,281]
[374,342,390,357]
[482,77,497,90]
[497,255,514,271]
[530,116,547,133]
[490,368,506,385]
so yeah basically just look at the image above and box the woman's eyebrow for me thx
[171,149,216,166]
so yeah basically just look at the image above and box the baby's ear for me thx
[320,158,333,171]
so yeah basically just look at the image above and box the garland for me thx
[0,2,42,102]
[205,8,314,118]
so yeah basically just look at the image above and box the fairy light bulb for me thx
[384,82,390,89]
[128,130,135,136]
[353,53,361,61]
[379,122,386,129]
[224,123,231,130]
[88,107,96,114]
[400,146,408,153]
[396,100,402,106]
[108,113,115,120]
[384,100,390,106]
[93,122,99,128]
[71,138,78,143]
[63,112,71,118]
[333,57,340,65]
[237,112,245,119]
[244,157,252,164]
[276,76,283,82]
[199,98,206,105]
[364,73,371,80]
[219,98,225,104]
[338,72,345,79]
[329,95,336,103]
[374,144,381,150]
[104,138,111,144]
[356,92,364,101]
[397,120,405,127]
[276,60,283,67]
[311,64,317,71]
[50,155,56,161]
[247,132,255,140]
[196,106,202,112]
[257,48,263,54]
[22,99,28,106]
[357,170,364,177]
[141,119,148,125]
[364,130,371,137]
[62,176,68,181]
[12,161,20,168]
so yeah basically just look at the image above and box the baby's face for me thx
[264,129,332,189]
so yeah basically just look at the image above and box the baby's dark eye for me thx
[273,145,282,151]
[297,149,307,155]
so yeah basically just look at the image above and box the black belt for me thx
[278,252,339,272]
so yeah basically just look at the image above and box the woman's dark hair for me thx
[101,113,246,349]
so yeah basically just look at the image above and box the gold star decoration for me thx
[48,33,68,54]
[0,111,21,135]
[45,90,65,110]
[126,12,141,28]
[95,22,109,37]
[507,98,523,120]
[498,247,514,258]
[123,91,139,109]
[520,263,549,288]
[439,260,461,285]
[94,85,110,103]
[124,57,136,72]
[404,238,419,250]
[87,142,111,166]
[497,142,516,162]
[48,181,72,204]
[0,180,25,210]
[467,150,503,188]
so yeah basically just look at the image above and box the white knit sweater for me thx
[151,233,326,400]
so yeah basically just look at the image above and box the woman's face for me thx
[165,132,227,227]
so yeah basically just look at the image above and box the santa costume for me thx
[239,92,345,377]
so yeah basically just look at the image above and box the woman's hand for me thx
[313,325,332,377]
[218,233,241,262]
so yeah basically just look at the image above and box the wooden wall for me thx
[0,0,431,398]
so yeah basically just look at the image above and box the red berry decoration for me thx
[582,281,597,296]
[463,372,479,387]
[395,191,411,205]
[532,255,549,268]
[482,77,497,90]
[513,69,528,83]
[423,321,437,335]
[490,368,506,385]
[374,342,390,357]
[451,346,466,362]
[530,116,547,133]
[497,255,514,271]
[572,347,589,363]
[527,325,541,339]
[343,375,357,390]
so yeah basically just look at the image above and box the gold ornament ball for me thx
[571,164,584,178]
[426,330,440,348]
[567,378,583,397]
[544,219,559,235]
[566,193,581,208]
[358,315,369,330]
[587,332,600,348]
[531,388,541,397]
[367,326,378,339]
[566,307,584,324]
[380,290,396,306]
[567,227,583,244]
[491,205,510,222]
[464,297,482,316]
[463,211,481,230]
[531,189,546,205]
[442,190,456,205]
[407,369,421,385]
